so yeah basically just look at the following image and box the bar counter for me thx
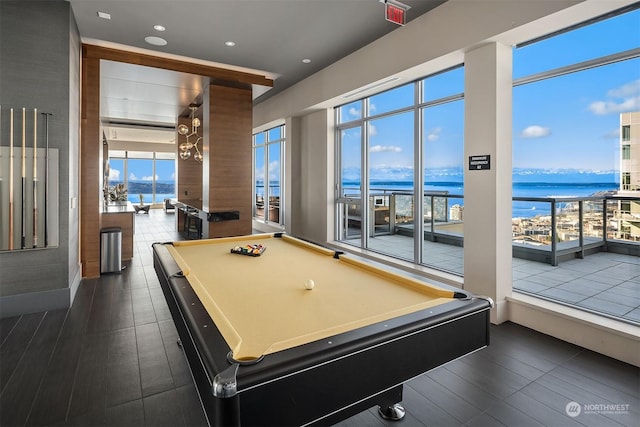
[173,199,241,239]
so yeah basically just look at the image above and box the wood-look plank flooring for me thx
[1,210,637,427]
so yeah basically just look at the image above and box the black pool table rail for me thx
[152,242,492,427]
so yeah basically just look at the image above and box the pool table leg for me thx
[378,403,406,421]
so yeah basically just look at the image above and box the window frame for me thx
[334,66,465,275]
[106,151,176,204]
[253,125,286,226]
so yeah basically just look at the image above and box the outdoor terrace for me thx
[339,192,640,325]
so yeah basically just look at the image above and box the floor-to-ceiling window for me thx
[367,104,414,259]
[154,153,177,202]
[511,5,640,322]
[336,66,465,275]
[253,125,285,225]
[107,150,176,204]
[336,113,363,240]
[420,67,465,274]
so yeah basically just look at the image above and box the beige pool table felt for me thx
[167,234,456,360]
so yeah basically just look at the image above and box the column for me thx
[202,84,253,238]
[463,42,513,324]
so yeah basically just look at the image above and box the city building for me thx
[449,204,463,221]
[618,111,640,239]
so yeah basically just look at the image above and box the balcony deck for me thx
[338,193,639,324]
[344,233,640,325]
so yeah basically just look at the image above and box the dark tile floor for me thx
[1,209,638,426]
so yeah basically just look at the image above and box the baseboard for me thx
[507,293,639,366]
[69,264,82,306]
[0,288,70,318]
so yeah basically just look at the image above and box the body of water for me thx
[128,193,175,204]
[115,178,620,219]
[107,180,175,204]
[343,181,619,219]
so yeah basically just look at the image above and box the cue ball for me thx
[304,279,315,290]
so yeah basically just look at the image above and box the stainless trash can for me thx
[101,227,122,273]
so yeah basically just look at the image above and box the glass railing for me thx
[255,184,281,223]
[513,196,604,265]
[336,190,640,265]
[513,195,640,264]
[604,196,640,242]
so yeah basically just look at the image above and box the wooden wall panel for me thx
[176,114,203,203]
[205,84,252,238]
[80,54,101,278]
[80,45,266,267]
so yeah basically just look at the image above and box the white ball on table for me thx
[304,279,315,290]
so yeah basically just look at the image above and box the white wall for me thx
[288,110,334,244]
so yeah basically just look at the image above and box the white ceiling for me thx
[100,60,205,125]
[68,0,447,144]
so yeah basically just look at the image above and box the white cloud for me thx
[348,107,360,118]
[268,160,280,180]
[142,174,159,181]
[607,79,640,98]
[589,97,640,115]
[129,172,138,180]
[370,145,402,153]
[368,123,377,136]
[520,125,551,138]
[589,80,640,115]
[255,166,265,180]
[426,127,441,142]
[342,128,360,140]
[108,168,120,181]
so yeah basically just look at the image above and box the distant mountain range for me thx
[110,181,175,195]
[511,168,617,183]
[343,167,618,184]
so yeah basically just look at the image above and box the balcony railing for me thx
[255,184,281,223]
[337,190,640,266]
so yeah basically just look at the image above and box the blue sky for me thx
[339,8,639,181]
[108,158,175,183]
[512,9,640,170]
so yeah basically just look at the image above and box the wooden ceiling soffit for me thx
[82,44,273,88]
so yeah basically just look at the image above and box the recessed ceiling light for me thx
[97,11,111,20]
[225,41,236,47]
[145,36,167,46]
[153,24,166,32]
[302,58,311,64]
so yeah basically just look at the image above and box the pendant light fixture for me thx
[178,104,203,162]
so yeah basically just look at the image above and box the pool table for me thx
[152,233,492,426]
